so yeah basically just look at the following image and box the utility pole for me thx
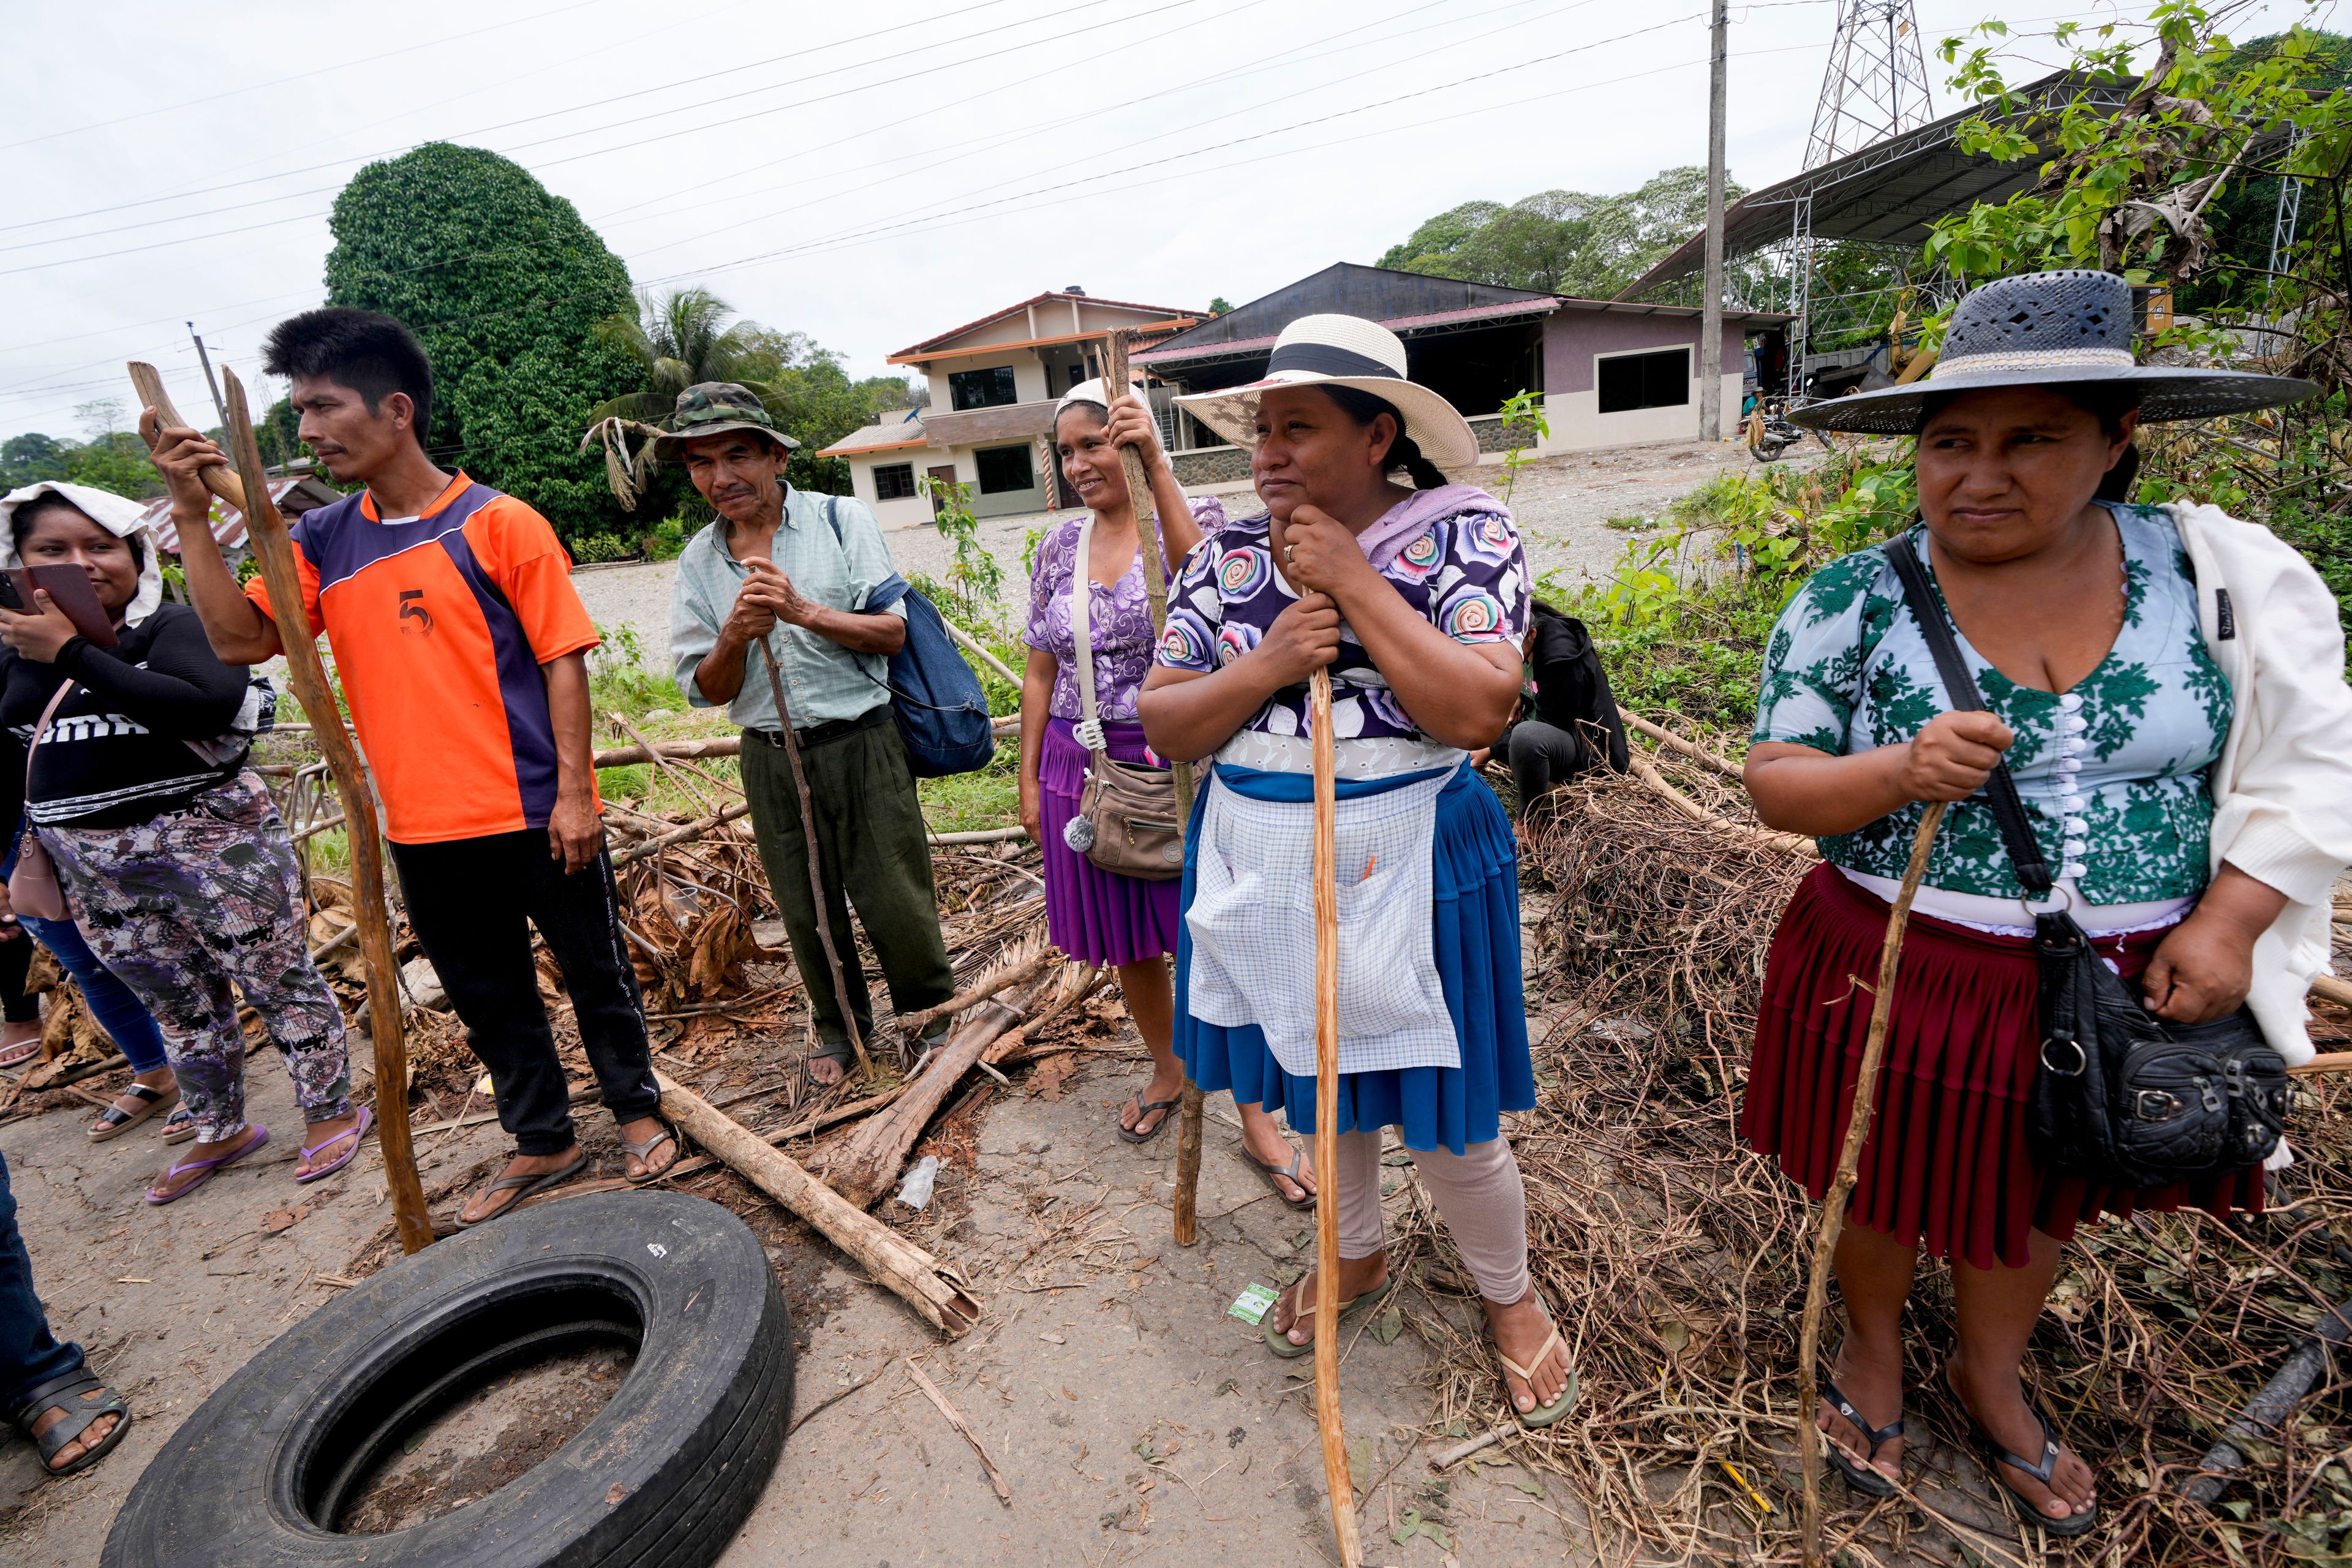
[1699,0,1728,442]
[187,323,230,431]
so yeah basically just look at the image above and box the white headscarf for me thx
[1054,378,1147,420]
[0,481,165,628]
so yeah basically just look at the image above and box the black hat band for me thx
[1267,342,1400,379]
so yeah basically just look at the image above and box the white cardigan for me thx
[2171,501,2352,1065]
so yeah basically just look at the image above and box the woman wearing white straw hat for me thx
[1137,314,1574,1424]
[1744,269,2352,1532]
[1017,379,1316,1205]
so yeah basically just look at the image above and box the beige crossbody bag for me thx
[8,679,82,921]
[1058,516,1185,880]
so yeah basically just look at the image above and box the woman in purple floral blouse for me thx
[1019,382,1316,1205]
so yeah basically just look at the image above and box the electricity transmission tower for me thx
[1803,0,1934,168]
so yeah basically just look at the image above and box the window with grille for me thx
[873,463,916,501]
[1596,347,1690,413]
[949,364,1019,411]
[974,445,1035,494]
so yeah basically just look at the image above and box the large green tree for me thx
[1378,170,1749,298]
[323,143,639,540]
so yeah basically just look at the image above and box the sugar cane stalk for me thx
[215,368,435,1255]
[1308,665,1361,1567]
[1797,800,1947,1563]
[1098,330,1210,1245]
[756,638,870,1078]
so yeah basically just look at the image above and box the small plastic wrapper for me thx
[1228,1283,1280,1324]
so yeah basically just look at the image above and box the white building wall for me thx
[1539,374,1743,454]
[846,452,940,530]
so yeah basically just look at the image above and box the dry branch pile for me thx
[1401,731,2352,1567]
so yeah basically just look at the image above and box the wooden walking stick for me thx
[203,368,435,1254]
[1096,331,1211,1244]
[1306,665,1362,1567]
[755,638,871,1078]
[1796,799,1947,1564]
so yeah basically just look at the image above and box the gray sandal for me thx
[12,1370,130,1479]
[453,1152,589,1229]
[1117,1093,1180,1144]
[1244,1145,1316,1210]
[623,1126,679,1185]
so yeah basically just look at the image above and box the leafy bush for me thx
[570,532,636,565]
[1576,443,1919,738]
[642,515,695,562]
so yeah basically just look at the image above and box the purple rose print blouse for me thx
[1024,496,1229,722]
[1153,495,1531,743]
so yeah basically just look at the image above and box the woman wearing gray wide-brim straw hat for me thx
[1743,267,2352,1534]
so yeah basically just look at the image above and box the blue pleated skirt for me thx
[1174,761,1534,1155]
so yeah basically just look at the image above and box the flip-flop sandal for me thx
[623,1125,680,1185]
[1947,1363,2098,1537]
[88,1082,179,1144]
[160,1105,198,1145]
[453,1152,589,1230]
[0,1035,40,1070]
[1117,1093,1181,1145]
[1497,1292,1579,1429]
[1264,1273,1396,1359]
[296,1106,372,1183]
[11,1370,130,1480]
[145,1124,270,1206]
[1243,1145,1316,1210]
[1819,1343,1903,1497]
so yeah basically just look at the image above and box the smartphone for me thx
[4,567,118,649]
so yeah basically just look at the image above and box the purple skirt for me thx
[1039,717,1183,967]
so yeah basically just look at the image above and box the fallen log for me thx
[594,736,747,769]
[655,1073,981,1335]
[611,801,754,866]
[809,980,1047,1207]
[930,826,1029,845]
[1627,754,1819,860]
[900,943,1060,1035]
[1617,706,1743,779]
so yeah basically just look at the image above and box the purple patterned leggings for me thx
[42,774,350,1144]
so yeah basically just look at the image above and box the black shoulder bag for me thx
[1884,535,2287,1189]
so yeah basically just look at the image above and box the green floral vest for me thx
[1752,506,2231,903]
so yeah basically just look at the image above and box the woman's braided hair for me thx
[1316,386,1449,490]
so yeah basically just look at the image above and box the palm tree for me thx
[586,287,784,423]
[582,287,790,507]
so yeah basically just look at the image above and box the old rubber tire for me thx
[102,1189,792,1568]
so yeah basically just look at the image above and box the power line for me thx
[0,0,1050,238]
[0,0,625,154]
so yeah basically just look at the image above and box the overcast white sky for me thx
[0,0,2332,443]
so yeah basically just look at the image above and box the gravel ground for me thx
[569,439,1809,658]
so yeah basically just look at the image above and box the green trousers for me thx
[739,718,955,1048]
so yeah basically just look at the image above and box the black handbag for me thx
[1884,536,2288,1189]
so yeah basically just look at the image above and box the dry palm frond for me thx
[1394,730,2352,1567]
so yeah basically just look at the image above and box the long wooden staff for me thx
[1096,331,1211,1245]
[146,364,435,1255]
[756,638,870,1078]
[1307,665,1361,1566]
[1797,799,1947,1562]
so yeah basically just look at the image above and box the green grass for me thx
[917,745,1020,832]
[1580,573,1787,742]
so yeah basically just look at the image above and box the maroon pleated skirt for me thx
[1744,863,2264,1270]
[1038,717,1183,968]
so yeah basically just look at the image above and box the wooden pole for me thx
[755,639,870,1078]
[1796,800,1946,1564]
[656,1074,981,1335]
[214,369,434,1256]
[1307,665,1361,1567]
[1099,330,1212,1246]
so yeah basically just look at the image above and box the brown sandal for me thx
[453,1152,588,1229]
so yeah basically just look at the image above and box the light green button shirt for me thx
[669,488,907,731]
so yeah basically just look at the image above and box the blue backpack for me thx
[820,495,996,778]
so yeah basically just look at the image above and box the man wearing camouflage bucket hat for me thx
[663,383,956,1086]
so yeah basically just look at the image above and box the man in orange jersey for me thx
[146,308,677,1228]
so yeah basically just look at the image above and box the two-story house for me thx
[819,288,1201,528]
